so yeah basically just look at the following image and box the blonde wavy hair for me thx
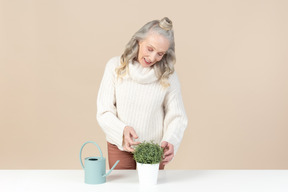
[116,17,176,87]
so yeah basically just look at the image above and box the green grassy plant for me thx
[133,141,163,164]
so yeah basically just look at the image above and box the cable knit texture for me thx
[97,56,188,154]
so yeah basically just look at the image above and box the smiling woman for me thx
[138,32,170,67]
[96,17,188,170]
[116,17,176,88]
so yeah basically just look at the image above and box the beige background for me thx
[1,0,288,169]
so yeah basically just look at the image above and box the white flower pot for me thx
[136,162,159,185]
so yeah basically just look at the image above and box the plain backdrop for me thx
[0,0,288,169]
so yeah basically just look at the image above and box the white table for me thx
[0,170,287,192]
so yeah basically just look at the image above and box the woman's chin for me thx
[140,61,150,68]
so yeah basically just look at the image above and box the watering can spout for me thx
[103,160,120,177]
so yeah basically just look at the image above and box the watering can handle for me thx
[79,141,103,169]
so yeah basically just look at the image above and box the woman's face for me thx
[137,32,170,68]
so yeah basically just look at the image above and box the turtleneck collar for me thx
[127,60,158,84]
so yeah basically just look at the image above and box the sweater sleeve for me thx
[96,57,127,148]
[161,72,188,155]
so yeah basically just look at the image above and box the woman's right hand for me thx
[122,126,140,152]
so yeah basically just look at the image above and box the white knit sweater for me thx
[97,56,188,154]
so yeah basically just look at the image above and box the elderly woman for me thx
[97,17,188,170]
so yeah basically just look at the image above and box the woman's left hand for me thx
[161,141,174,165]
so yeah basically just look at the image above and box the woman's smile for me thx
[144,58,152,65]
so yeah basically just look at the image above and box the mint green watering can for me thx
[80,141,120,184]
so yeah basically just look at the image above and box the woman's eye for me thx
[158,53,164,56]
[148,47,153,52]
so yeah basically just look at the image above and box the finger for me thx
[163,143,174,156]
[162,156,173,165]
[164,149,173,156]
[162,160,170,165]
[163,153,173,161]
[123,144,128,152]
[129,128,139,139]
[130,140,141,146]
[124,142,135,152]
[161,141,168,149]
[127,146,135,152]
[131,142,141,147]
[162,161,169,165]
[126,135,140,146]
[162,160,170,166]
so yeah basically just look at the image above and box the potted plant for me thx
[133,141,164,185]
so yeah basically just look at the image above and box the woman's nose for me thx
[149,53,157,62]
